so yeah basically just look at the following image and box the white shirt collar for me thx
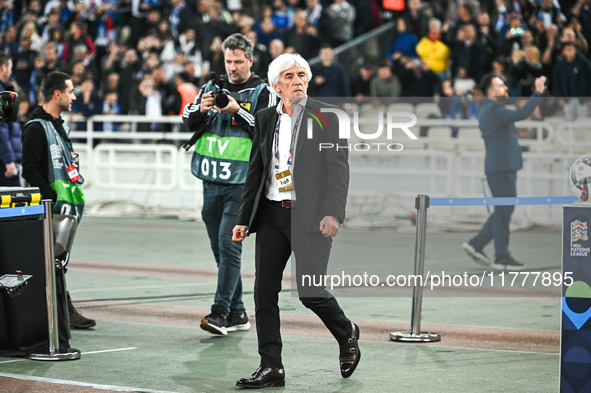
[276,97,308,116]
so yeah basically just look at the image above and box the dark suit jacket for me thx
[478,94,541,174]
[237,97,349,234]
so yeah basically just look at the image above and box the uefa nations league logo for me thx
[571,220,590,257]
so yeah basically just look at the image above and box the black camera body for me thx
[0,91,19,122]
[182,73,230,151]
[209,72,230,108]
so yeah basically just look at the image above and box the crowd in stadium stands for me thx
[0,0,590,127]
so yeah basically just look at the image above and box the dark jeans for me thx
[470,171,517,259]
[254,199,351,368]
[201,181,245,316]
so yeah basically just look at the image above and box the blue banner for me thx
[561,206,591,392]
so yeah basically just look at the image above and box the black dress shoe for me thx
[236,367,285,388]
[339,321,360,378]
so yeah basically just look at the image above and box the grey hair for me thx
[429,18,441,29]
[222,33,254,59]
[267,53,312,87]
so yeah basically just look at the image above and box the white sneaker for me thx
[462,242,491,266]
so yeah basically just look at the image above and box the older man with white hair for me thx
[232,53,359,389]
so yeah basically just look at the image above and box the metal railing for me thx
[65,113,577,226]
[555,120,591,155]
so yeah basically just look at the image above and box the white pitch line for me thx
[0,372,177,392]
[0,347,137,364]
[69,281,213,293]
[0,358,26,364]
[82,347,138,355]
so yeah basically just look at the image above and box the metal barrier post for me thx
[29,200,81,361]
[390,194,441,342]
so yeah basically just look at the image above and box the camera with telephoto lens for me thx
[209,72,230,108]
[0,91,19,122]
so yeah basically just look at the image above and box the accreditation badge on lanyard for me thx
[273,111,302,193]
[276,169,292,193]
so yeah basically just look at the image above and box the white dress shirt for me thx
[265,97,308,201]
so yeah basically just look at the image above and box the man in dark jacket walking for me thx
[233,53,359,389]
[462,73,547,270]
[0,53,21,186]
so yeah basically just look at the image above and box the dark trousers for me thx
[254,199,351,368]
[470,171,517,259]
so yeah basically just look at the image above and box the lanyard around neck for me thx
[273,109,304,170]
